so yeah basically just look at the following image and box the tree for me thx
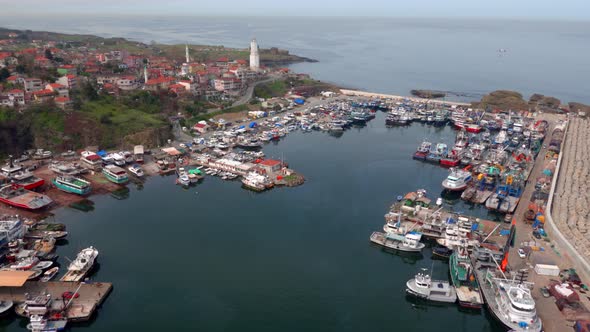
[0,68,10,82]
[80,81,98,101]
[44,49,54,60]
[15,64,26,74]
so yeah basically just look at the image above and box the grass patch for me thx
[254,80,288,99]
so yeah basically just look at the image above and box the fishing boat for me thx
[432,246,453,259]
[27,314,68,332]
[26,230,67,240]
[1,159,44,190]
[128,164,144,177]
[102,165,129,184]
[442,168,473,191]
[406,268,457,303]
[425,143,447,164]
[33,237,56,258]
[48,162,87,176]
[34,261,53,270]
[465,123,482,133]
[413,141,432,160]
[52,176,91,195]
[60,246,98,282]
[369,231,425,253]
[236,137,263,150]
[0,215,26,241]
[10,256,39,270]
[40,267,59,282]
[449,246,484,308]
[473,262,542,332]
[0,184,52,210]
[485,184,522,214]
[241,172,269,192]
[27,269,43,281]
[440,150,462,167]
[177,172,190,186]
[0,300,13,316]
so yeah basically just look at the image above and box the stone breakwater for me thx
[553,118,590,258]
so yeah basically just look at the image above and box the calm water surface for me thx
[3,114,506,331]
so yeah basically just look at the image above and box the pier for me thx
[0,281,112,322]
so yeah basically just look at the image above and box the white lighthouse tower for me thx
[249,39,260,71]
[185,43,190,63]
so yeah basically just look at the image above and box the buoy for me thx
[396,195,403,201]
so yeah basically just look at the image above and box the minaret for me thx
[143,64,148,83]
[250,39,260,71]
[185,44,190,63]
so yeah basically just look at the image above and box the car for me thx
[179,143,187,148]
[518,248,526,258]
[539,287,551,298]
[532,230,542,239]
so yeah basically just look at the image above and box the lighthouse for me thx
[249,39,260,71]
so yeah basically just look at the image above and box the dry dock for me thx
[0,281,112,322]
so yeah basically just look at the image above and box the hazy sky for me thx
[2,0,589,19]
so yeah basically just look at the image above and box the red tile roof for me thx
[146,76,175,85]
[216,57,229,62]
[54,96,70,103]
[48,83,66,89]
[32,89,54,97]
[260,159,281,167]
[7,89,23,94]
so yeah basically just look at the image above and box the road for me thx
[231,75,278,107]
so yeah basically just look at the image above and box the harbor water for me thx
[3,113,505,331]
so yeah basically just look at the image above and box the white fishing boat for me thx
[442,168,472,191]
[60,246,98,282]
[128,164,144,177]
[241,172,269,192]
[27,314,68,332]
[370,231,425,253]
[406,268,457,303]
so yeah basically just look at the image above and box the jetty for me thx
[0,276,112,322]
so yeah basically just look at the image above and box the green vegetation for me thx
[472,90,529,111]
[254,80,289,99]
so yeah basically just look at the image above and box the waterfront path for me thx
[507,113,589,331]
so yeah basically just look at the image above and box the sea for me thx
[1,15,589,103]
[0,15,586,331]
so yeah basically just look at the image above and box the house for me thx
[32,89,55,102]
[23,78,43,93]
[258,159,283,174]
[0,52,17,67]
[213,78,242,92]
[96,74,120,85]
[6,76,23,85]
[46,83,69,97]
[6,89,25,106]
[116,76,139,91]
[215,57,229,68]
[54,96,72,110]
[193,123,209,134]
[34,56,52,68]
[56,74,78,89]
[144,76,175,91]
[232,68,258,81]
[169,83,187,95]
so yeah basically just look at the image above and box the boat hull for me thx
[17,178,45,190]
[52,179,91,195]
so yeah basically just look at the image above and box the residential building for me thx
[116,76,139,91]
[57,65,77,76]
[32,89,55,102]
[144,76,175,91]
[46,83,69,97]
[56,74,78,89]
[213,77,242,92]
[6,89,25,106]
[24,78,43,93]
[258,159,282,174]
[54,96,72,110]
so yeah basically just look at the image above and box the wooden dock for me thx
[0,281,112,322]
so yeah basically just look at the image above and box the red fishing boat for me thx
[0,184,52,210]
[465,124,482,133]
[1,160,44,190]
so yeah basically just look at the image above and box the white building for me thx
[249,39,260,71]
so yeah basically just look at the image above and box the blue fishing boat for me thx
[52,176,91,195]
